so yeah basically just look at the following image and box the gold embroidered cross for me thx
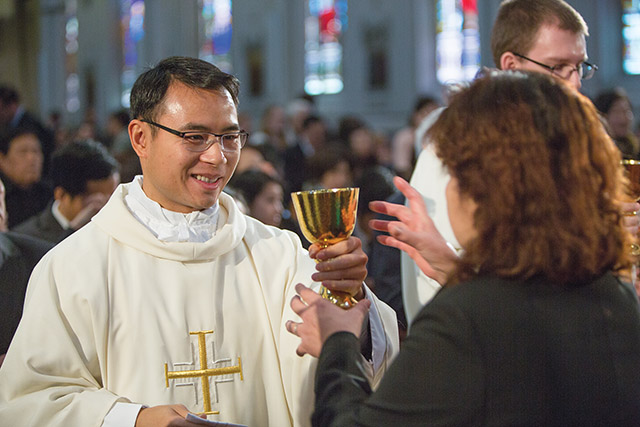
[164,330,243,415]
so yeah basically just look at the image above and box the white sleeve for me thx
[402,143,459,327]
[102,403,145,427]
[363,285,400,388]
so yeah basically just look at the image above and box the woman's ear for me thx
[129,119,148,158]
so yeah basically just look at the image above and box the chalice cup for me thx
[291,187,359,309]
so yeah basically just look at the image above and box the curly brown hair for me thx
[429,71,632,286]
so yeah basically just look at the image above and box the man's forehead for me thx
[159,83,237,116]
[528,24,587,62]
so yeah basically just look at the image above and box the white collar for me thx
[124,176,220,242]
[51,200,71,230]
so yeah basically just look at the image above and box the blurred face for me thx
[250,181,283,227]
[350,128,375,158]
[305,121,326,149]
[134,82,240,213]
[0,133,43,188]
[322,160,352,189]
[445,177,477,249]
[412,103,438,128]
[0,178,7,232]
[519,24,587,90]
[265,106,286,135]
[0,101,14,126]
[606,98,634,139]
[106,116,123,137]
[237,147,266,173]
[65,173,120,220]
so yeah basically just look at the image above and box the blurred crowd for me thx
[0,80,637,338]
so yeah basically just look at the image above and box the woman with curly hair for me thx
[286,71,640,426]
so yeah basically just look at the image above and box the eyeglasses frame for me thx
[140,119,248,152]
[511,52,598,81]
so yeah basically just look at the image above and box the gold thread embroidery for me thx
[164,330,243,415]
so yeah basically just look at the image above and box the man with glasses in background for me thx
[400,0,640,325]
[0,56,398,427]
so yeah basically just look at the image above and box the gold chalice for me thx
[291,187,359,309]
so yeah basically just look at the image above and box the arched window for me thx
[623,0,640,75]
[120,0,145,108]
[304,0,347,95]
[435,0,480,84]
[199,0,233,72]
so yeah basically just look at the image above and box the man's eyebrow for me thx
[181,122,240,132]
[545,56,588,65]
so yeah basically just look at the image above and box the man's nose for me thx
[199,139,227,164]
[568,71,582,91]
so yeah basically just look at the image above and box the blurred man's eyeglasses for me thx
[141,119,248,153]
[512,52,598,81]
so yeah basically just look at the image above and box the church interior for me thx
[0,0,638,136]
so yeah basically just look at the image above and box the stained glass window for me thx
[435,0,480,84]
[623,0,640,74]
[304,0,347,95]
[65,0,80,113]
[199,0,233,72]
[120,0,145,108]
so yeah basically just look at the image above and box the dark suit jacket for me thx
[283,143,307,194]
[12,203,73,244]
[2,174,53,229]
[314,273,640,426]
[367,191,406,329]
[0,232,53,354]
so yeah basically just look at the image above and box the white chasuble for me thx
[0,183,399,427]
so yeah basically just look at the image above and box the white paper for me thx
[185,413,248,427]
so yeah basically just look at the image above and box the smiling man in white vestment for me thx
[0,56,398,427]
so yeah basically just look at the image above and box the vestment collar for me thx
[124,176,219,242]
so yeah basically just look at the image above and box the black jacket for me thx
[0,232,53,354]
[314,273,640,426]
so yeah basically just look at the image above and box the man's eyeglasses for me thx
[141,119,248,153]
[512,52,598,81]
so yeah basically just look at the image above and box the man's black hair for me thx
[130,56,240,121]
[50,140,119,196]
[0,126,39,155]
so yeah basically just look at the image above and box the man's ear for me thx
[53,186,66,202]
[129,119,149,158]
[499,52,520,71]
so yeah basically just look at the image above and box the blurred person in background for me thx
[235,144,278,178]
[284,115,328,193]
[0,127,52,229]
[304,144,353,191]
[391,96,440,180]
[0,177,53,367]
[13,140,119,244]
[229,169,284,227]
[0,85,55,175]
[594,87,639,160]
[249,104,291,176]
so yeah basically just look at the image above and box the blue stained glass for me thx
[199,0,233,72]
[435,0,480,85]
[120,0,145,107]
[622,1,640,75]
[304,0,345,95]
